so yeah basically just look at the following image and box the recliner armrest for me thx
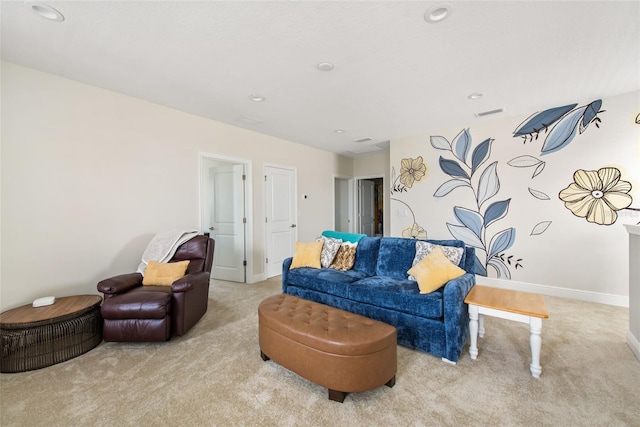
[171,271,211,293]
[97,273,143,296]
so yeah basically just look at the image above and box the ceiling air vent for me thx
[236,114,263,125]
[475,108,504,118]
[354,137,373,143]
[348,145,383,155]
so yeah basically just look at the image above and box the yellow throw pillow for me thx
[142,260,190,286]
[289,241,323,269]
[407,246,466,294]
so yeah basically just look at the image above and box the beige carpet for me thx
[1,276,639,426]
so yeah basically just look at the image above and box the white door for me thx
[334,178,351,233]
[358,179,375,236]
[265,166,296,278]
[209,164,246,282]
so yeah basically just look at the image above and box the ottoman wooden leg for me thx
[260,350,270,361]
[328,389,347,403]
[385,375,396,388]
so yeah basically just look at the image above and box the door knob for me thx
[290,224,297,228]
[209,226,215,230]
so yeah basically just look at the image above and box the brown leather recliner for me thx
[97,235,215,342]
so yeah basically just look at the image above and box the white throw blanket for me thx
[137,229,199,275]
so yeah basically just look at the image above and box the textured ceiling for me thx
[2,1,639,157]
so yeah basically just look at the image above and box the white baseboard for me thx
[248,273,267,284]
[478,278,629,307]
[627,331,640,362]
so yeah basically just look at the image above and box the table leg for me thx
[529,317,543,378]
[478,314,485,338]
[469,304,479,360]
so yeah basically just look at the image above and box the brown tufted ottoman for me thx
[258,294,397,402]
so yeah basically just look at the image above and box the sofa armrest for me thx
[442,272,476,362]
[282,257,293,292]
[171,271,211,293]
[97,273,143,297]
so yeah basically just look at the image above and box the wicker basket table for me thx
[0,295,102,373]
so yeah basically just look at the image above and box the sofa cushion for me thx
[142,260,190,286]
[316,236,342,268]
[375,238,417,279]
[290,241,323,269]
[376,237,467,279]
[353,237,381,276]
[408,246,466,294]
[329,242,358,271]
[347,276,444,320]
[286,267,369,298]
[408,241,464,280]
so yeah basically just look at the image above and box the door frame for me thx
[198,152,254,283]
[354,175,385,236]
[263,163,298,279]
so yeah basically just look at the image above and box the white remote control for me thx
[32,296,56,307]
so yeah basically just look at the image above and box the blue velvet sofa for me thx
[282,235,476,362]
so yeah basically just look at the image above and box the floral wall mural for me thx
[508,100,636,227]
[390,91,639,298]
[430,129,520,278]
[391,156,428,239]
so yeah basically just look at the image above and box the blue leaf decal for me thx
[433,179,470,197]
[471,138,493,175]
[474,255,487,277]
[541,106,587,155]
[446,223,484,249]
[439,156,469,179]
[484,199,510,228]
[513,104,577,136]
[581,99,602,129]
[476,161,499,207]
[453,129,471,164]
[430,135,451,150]
[488,258,511,279]
[453,207,483,239]
[488,228,515,260]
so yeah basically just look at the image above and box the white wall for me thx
[390,92,640,305]
[0,62,353,310]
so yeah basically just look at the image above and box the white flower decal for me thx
[559,167,632,225]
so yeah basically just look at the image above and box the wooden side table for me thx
[464,285,549,378]
[0,295,103,373]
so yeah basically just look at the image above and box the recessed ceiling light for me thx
[468,92,484,100]
[424,3,452,23]
[249,94,266,102]
[317,62,334,72]
[334,129,345,134]
[28,2,65,22]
